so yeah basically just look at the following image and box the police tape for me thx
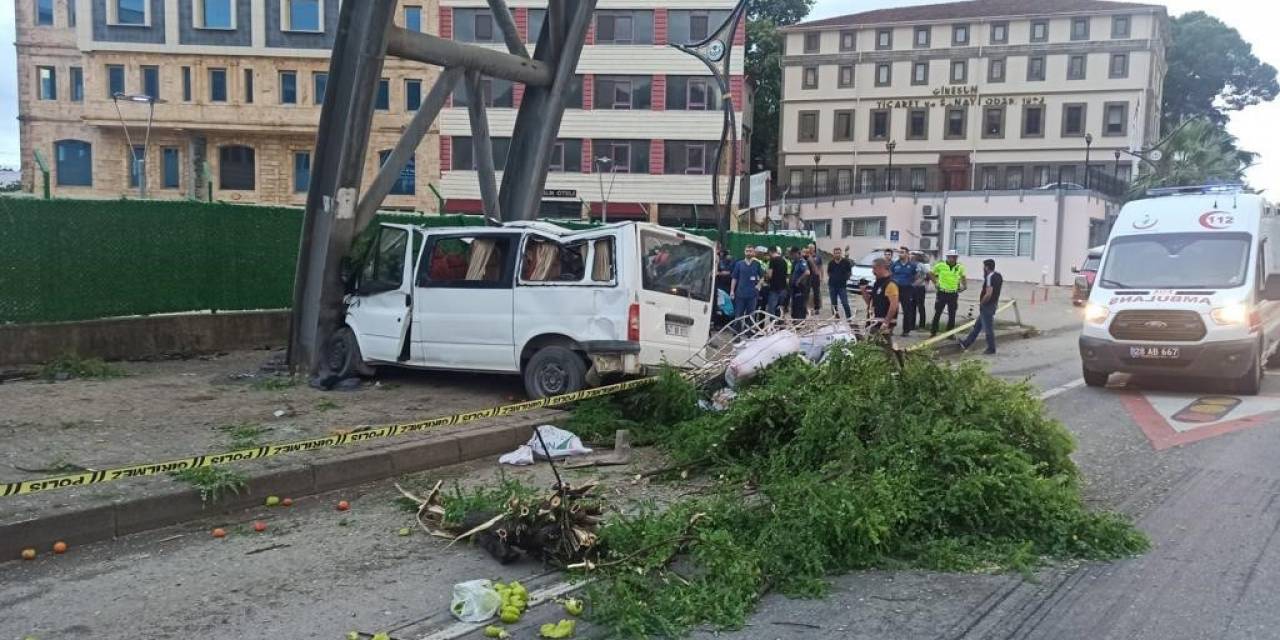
[0,377,657,499]
[908,300,1019,351]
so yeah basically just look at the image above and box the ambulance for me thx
[1079,185,1280,394]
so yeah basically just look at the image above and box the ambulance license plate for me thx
[1129,346,1180,359]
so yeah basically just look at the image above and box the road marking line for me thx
[1039,379,1085,400]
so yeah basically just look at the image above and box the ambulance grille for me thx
[1109,310,1206,342]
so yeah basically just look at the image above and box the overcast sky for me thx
[0,1,1276,192]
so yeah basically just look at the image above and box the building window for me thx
[662,141,712,175]
[952,218,1034,257]
[562,75,584,108]
[453,9,498,42]
[1030,20,1048,42]
[293,151,310,193]
[807,219,832,238]
[907,108,928,140]
[668,10,728,43]
[950,59,968,84]
[199,0,233,29]
[313,72,328,104]
[1062,103,1087,137]
[838,65,854,88]
[981,166,998,190]
[858,169,876,192]
[910,167,927,191]
[375,78,390,110]
[378,150,416,195]
[54,140,92,186]
[162,147,180,189]
[813,170,829,195]
[127,145,144,188]
[1110,53,1130,78]
[911,61,928,85]
[688,12,709,41]
[788,169,803,192]
[36,0,54,25]
[870,109,890,141]
[666,76,718,110]
[1112,15,1131,38]
[946,107,966,139]
[988,57,1006,83]
[595,10,653,44]
[454,76,516,108]
[526,8,544,42]
[952,24,970,45]
[107,64,125,97]
[286,0,322,32]
[68,0,75,26]
[1068,54,1087,80]
[243,69,253,103]
[115,0,146,25]
[803,31,820,53]
[404,6,422,32]
[875,63,891,86]
[842,217,885,238]
[70,67,83,102]
[1104,102,1129,136]
[280,71,297,104]
[1031,165,1050,187]
[798,110,819,142]
[914,26,930,48]
[1005,166,1024,190]
[593,75,648,109]
[1023,105,1045,137]
[802,66,818,90]
[452,136,513,171]
[547,139,582,172]
[219,146,255,190]
[405,79,421,110]
[836,168,852,193]
[209,68,227,102]
[142,65,159,100]
[833,109,854,141]
[181,66,191,101]
[1027,55,1046,81]
[990,21,1008,44]
[592,139,648,173]
[839,29,855,51]
[37,67,56,100]
[1071,17,1090,41]
[875,28,892,50]
[983,106,1005,138]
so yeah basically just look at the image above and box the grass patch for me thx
[218,422,269,449]
[315,399,341,412]
[40,354,124,381]
[251,375,299,391]
[171,466,248,505]
[573,345,1149,638]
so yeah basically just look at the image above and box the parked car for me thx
[329,220,716,398]
[1071,245,1104,306]
[846,249,892,294]
[1038,182,1086,191]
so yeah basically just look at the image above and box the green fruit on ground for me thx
[345,632,359,640]
[563,598,584,616]
[500,607,521,624]
[397,527,411,536]
[539,619,576,638]
[483,626,504,638]
[509,581,527,597]
[265,496,280,507]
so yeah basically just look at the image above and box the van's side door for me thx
[412,232,518,372]
[513,230,628,351]
[346,225,415,363]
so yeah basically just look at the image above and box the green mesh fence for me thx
[0,198,806,324]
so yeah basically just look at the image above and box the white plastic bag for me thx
[450,579,502,622]
[728,331,801,382]
[498,445,536,466]
[527,425,592,460]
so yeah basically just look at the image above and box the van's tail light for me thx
[628,303,641,342]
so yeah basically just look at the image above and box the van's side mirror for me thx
[1264,274,1280,301]
[1070,266,1080,273]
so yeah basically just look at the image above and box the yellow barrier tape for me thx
[908,300,1018,352]
[0,377,656,499]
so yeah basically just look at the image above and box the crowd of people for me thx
[716,243,1003,354]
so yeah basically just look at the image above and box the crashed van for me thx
[327,220,716,398]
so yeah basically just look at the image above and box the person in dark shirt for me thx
[863,257,899,342]
[958,259,1003,354]
[788,246,810,320]
[826,247,853,319]
[766,247,789,317]
[715,245,734,296]
[807,243,823,314]
[889,247,919,336]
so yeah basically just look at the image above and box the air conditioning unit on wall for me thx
[922,205,939,219]
[920,219,941,235]
[919,237,938,251]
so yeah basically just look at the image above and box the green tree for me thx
[745,0,815,178]
[1131,119,1253,194]
[1162,12,1279,129]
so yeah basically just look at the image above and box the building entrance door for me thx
[938,154,971,191]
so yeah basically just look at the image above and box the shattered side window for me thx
[520,237,588,282]
[418,235,512,288]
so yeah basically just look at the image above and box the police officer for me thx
[930,250,967,336]
[889,247,918,336]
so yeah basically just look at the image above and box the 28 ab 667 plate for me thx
[1130,346,1180,359]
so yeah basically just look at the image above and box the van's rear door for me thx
[635,227,714,365]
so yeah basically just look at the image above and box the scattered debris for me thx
[499,426,592,466]
[211,528,226,539]
[245,543,291,556]
[563,430,633,469]
[336,500,351,512]
[450,579,503,622]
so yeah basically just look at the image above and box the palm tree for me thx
[1130,118,1254,197]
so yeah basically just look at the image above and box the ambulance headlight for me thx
[1084,303,1110,325]
[1211,302,1251,326]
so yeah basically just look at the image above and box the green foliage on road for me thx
[39,354,125,381]
[577,344,1149,638]
[171,466,248,505]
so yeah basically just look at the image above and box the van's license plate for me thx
[666,323,689,337]
[1130,346,1180,359]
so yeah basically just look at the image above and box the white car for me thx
[329,220,716,398]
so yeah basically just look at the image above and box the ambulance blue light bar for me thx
[1145,183,1249,198]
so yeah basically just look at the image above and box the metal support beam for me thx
[288,0,398,375]
[466,70,502,219]
[485,0,529,59]
[386,28,552,87]
[355,67,463,229]
[498,0,596,220]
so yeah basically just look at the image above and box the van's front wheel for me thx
[523,346,586,399]
[1235,347,1264,396]
[325,326,365,380]
[1083,367,1110,388]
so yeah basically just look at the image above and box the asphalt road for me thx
[6,328,1280,640]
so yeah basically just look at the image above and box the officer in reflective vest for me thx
[929,250,967,336]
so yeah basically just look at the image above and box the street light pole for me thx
[1113,149,1122,182]
[111,92,158,199]
[595,156,617,223]
[885,140,897,192]
[1084,133,1094,190]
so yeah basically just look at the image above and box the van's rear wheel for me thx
[1083,368,1110,388]
[523,346,586,399]
[1235,348,1264,396]
[325,326,364,380]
